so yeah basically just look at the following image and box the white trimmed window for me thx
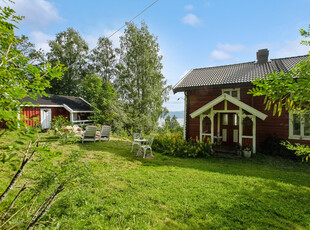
[222,88,240,99]
[289,113,310,140]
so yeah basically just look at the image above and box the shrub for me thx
[153,133,211,158]
[260,135,296,159]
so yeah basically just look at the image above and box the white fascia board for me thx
[63,104,73,113]
[226,94,267,120]
[79,97,92,106]
[71,111,94,113]
[190,94,225,118]
[190,94,268,120]
[21,105,64,107]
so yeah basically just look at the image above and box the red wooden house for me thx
[173,49,309,153]
[20,94,94,129]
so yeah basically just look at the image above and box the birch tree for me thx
[115,22,170,133]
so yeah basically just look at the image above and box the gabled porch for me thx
[190,94,267,153]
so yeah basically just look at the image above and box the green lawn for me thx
[1,132,310,229]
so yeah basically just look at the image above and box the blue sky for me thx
[3,0,310,111]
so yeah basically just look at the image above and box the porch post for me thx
[217,113,220,137]
[239,111,243,146]
[252,116,256,154]
[199,115,203,141]
[210,112,214,144]
[70,112,74,123]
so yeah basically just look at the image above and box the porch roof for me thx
[190,93,268,120]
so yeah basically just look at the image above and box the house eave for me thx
[190,93,268,120]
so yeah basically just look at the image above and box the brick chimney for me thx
[256,49,269,63]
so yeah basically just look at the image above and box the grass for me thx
[1,131,310,229]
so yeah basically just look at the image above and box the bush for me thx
[153,133,211,158]
[260,135,296,159]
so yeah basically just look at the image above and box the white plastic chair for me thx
[81,126,97,143]
[131,133,142,152]
[139,136,154,158]
[98,125,111,141]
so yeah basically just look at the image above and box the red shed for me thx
[173,49,309,153]
[20,94,94,129]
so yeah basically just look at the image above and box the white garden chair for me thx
[81,125,97,143]
[98,125,111,141]
[131,133,142,152]
[139,136,154,158]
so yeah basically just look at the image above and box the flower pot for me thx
[243,150,251,158]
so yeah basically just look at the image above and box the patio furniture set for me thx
[60,125,111,142]
[131,133,154,159]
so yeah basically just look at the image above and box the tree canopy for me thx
[115,22,170,133]
[47,28,88,96]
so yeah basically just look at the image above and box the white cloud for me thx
[181,13,202,27]
[210,43,246,61]
[210,50,232,61]
[1,0,63,29]
[30,31,54,52]
[216,43,246,53]
[274,37,310,58]
[184,4,194,10]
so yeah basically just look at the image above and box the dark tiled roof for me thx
[173,55,308,93]
[20,94,92,111]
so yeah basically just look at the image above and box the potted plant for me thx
[235,144,242,156]
[243,145,252,158]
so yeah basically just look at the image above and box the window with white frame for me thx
[289,113,310,140]
[222,88,240,99]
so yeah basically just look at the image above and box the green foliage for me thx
[47,28,88,96]
[50,116,80,144]
[89,37,117,82]
[115,22,171,133]
[282,141,310,162]
[153,133,211,158]
[51,115,72,132]
[300,24,310,46]
[79,74,124,131]
[260,135,295,159]
[0,5,64,129]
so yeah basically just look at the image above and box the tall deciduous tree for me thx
[115,22,170,133]
[89,37,117,82]
[47,28,88,96]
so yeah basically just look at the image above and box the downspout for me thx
[184,92,187,140]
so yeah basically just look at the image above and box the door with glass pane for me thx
[221,113,239,145]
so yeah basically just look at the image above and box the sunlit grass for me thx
[1,131,310,229]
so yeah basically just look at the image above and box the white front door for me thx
[41,109,52,129]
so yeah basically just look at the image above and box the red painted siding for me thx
[21,107,70,127]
